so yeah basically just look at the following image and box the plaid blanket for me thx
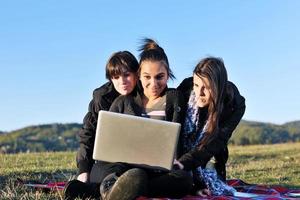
[19,179,300,199]
[138,179,300,200]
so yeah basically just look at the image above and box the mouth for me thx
[197,98,207,104]
[121,85,129,90]
[151,89,160,94]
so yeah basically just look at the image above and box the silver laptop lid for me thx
[93,110,181,171]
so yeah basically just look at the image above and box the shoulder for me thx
[165,88,185,108]
[166,88,182,98]
[110,90,138,108]
[227,81,244,98]
[225,81,245,107]
[93,82,119,102]
[109,92,139,113]
[112,94,130,105]
[91,82,119,110]
[177,77,193,91]
[227,81,238,92]
[177,77,193,103]
[92,82,115,97]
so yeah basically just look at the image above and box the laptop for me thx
[93,110,181,171]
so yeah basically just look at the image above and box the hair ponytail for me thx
[138,38,161,52]
[138,38,175,80]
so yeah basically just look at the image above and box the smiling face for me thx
[111,71,137,95]
[139,61,169,99]
[193,73,212,107]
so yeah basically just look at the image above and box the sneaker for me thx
[100,168,148,200]
[64,179,99,200]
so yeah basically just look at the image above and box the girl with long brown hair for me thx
[176,57,245,196]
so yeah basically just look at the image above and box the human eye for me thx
[112,75,120,80]
[204,84,211,90]
[123,72,130,77]
[156,74,165,80]
[143,75,151,80]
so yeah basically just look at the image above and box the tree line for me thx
[0,120,300,153]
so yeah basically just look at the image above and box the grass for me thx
[227,142,300,188]
[1,143,300,199]
[0,152,76,200]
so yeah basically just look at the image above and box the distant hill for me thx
[1,120,300,153]
[0,123,81,153]
[230,120,300,145]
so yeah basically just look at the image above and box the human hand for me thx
[173,159,184,170]
[196,188,211,197]
[77,172,90,183]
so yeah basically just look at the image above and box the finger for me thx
[196,190,208,197]
[206,189,212,196]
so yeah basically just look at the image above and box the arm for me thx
[76,97,99,180]
[166,89,186,123]
[76,83,116,178]
[177,77,193,104]
[218,82,246,142]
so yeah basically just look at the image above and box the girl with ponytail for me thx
[93,38,193,200]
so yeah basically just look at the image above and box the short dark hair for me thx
[105,51,139,80]
[138,38,175,80]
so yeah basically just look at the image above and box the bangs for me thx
[107,64,132,78]
[108,65,123,77]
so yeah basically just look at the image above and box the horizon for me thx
[1,1,300,131]
[2,118,300,133]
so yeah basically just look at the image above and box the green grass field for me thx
[1,142,300,199]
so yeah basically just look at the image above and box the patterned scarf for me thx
[183,91,236,196]
[182,91,207,153]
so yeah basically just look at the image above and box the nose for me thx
[199,86,205,96]
[120,75,127,84]
[150,78,158,88]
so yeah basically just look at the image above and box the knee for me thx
[172,170,193,188]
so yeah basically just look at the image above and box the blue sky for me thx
[1,0,300,131]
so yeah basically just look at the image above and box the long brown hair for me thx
[193,57,228,146]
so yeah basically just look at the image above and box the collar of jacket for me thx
[132,86,178,122]
[101,82,119,104]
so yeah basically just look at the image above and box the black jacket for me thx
[177,77,246,172]
[109,88,185,124]
[76,82,119,174]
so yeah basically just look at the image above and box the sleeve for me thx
[218,82,246,142]
[177,77,193,103]
[178,82,246,171]
[76,94,99,174]
[169,90,186,124]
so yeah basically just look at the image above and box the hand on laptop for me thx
[77,172,90,183]
[173,159,184,170]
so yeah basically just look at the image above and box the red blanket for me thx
[20,179,300,199]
